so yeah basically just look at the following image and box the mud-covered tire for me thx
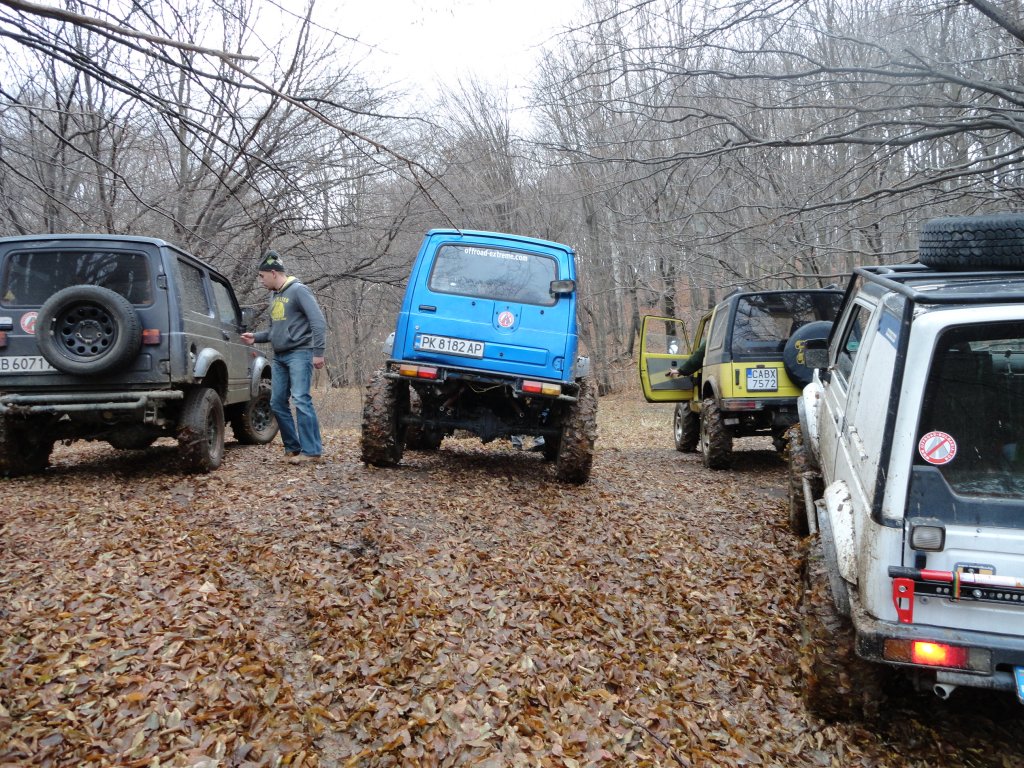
[404,387,442,451]
[555,377,597,484]
[0,417,53,476]
[673,402,699,452]
[699,397,732,469]
[799,536,885,721]
[230,379,279,445]
[918,214,1024,270]
[361,371,409,467]
[783,320,833,388]
[36,285,142,376]
[177,387,225,473]
[785,424,821,537]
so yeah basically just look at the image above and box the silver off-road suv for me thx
[0,234,277,475]
[789,213,1024,719]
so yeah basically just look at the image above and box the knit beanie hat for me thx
[258,250,285,273]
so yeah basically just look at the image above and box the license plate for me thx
[747,367,777,391]
[415,334,484,358]
[0,355,55,373]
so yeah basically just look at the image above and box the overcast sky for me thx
[298,0,583,95]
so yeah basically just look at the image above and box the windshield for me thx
[428,244,558,306]
[1,249,153,306]
[915,322,1024,501]
[731,292,842,355]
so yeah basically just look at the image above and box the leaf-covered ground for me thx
[1,390,1021,767]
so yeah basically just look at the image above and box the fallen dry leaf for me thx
[0,390,1021,767]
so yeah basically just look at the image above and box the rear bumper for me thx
[854,603,1024,691]
[386,359,580,401]
[0,390,184,415]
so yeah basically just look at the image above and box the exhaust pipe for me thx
[933,683,957,700]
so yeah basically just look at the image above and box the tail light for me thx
[142,329,161,345]
[397,364,438,380]
[523,380,562,396]
[884,639,989,672]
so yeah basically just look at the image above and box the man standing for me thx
[242,250,327,464]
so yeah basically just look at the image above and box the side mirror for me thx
[550,279,575,295]
[800,338,830,370]
[241,307,257,331]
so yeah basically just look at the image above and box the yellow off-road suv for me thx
[639,289,842,468]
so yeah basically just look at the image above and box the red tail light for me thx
[397,364,438,380]
[522,380,562,396]
[883,638,985,671]
[142,329,161,345]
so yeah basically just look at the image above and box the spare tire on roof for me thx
[918,213,1024,271]
[783,320,833,388]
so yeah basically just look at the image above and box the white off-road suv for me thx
[788,213,1024,720]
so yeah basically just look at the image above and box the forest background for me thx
[1,0,1022,394]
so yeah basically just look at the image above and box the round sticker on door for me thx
[20,311,37,334]
[497,310,515,329]
[919,430,957,465]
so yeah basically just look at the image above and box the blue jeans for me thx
[271,349,322,457]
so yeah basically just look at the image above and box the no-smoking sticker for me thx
[919,430,957,465]
[20,311,37,334]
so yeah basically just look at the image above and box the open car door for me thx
[639,314,697,403]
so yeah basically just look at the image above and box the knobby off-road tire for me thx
[0,417,54,477]
[918,213,1024,270]
[555,377,598,484]
[177,387,225,473]
[230,379,279,445]
[361,371,409,467]
[404,387,442,451]
[799,535,884,722]
[36,285,142,376]
[673,402,699,453]
[785,424,822,537]
[699,397,732,469]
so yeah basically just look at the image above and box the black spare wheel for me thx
[919,213,1024,270]
[783,320,833,388]
[36,285,142,375]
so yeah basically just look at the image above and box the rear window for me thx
[916,323,1024,501]
[428,244,558,306]
[731,292,842,355]
[1,249,153,306]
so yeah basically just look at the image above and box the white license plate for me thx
[415,334,484,358]
[747,367,778,391]
[0,355,55,373]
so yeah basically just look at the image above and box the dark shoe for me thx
[285,450,300,458]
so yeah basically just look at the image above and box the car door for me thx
[209,274,252,405]
[638,314,697,403]
[819,296,874,482]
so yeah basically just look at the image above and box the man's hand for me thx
[313,356,325,370]
[240,332,255,346]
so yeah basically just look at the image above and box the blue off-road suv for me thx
[360,229,597,483]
